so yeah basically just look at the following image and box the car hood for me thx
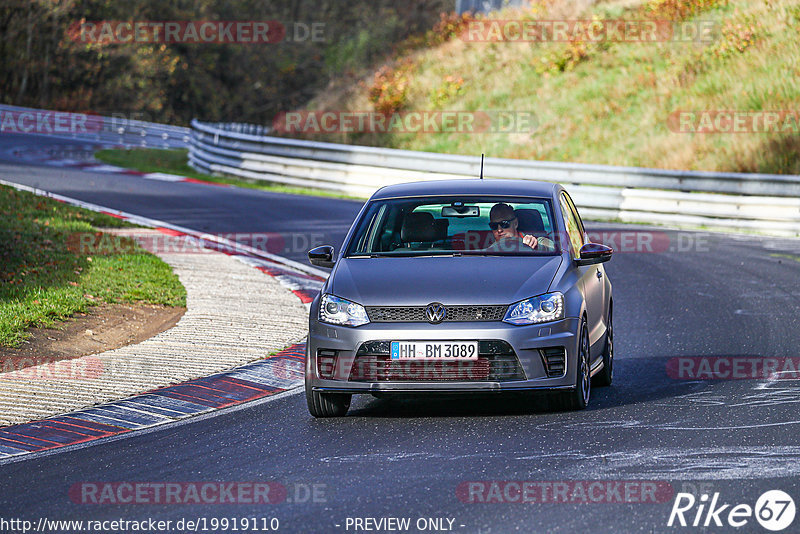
[329,255,563,306]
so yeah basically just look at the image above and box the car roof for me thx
[370,179,561,200]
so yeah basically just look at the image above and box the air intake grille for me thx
[365,305,507,322]
[349,340,526,382]
[540,347,566,377]
[317,349,338,379]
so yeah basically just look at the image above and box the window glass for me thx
[563,192,586,240]
[559,193,584,258]
[345,196,560,257]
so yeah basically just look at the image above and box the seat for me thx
[515,209,546,234]
[515,208,556,251]
[432,218,450,247]
[401,212,446,248]
[433,218,449,239]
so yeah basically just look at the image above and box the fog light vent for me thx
[540,347,566,378]
[317,349,338,379]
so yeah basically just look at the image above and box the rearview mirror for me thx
[441,205,479,217]
[576,243,613,266]
[308,245,335,268]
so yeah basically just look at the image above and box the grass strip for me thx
[0,185,186,348]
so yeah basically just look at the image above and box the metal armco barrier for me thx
[189,120,800,236]
[0,104,190,149]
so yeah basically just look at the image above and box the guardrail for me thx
[0,104,190,149]
[189,120,800,236]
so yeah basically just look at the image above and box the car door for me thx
[559,192,605,358]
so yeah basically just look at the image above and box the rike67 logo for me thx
[668,490,795,531]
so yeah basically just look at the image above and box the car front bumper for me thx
[306,317,581,394]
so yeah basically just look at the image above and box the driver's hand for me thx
[522,234,538,249]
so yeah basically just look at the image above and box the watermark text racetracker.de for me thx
[0,355,304,383]
[584,230,709,254]
[0,357,102,380]
[667,356,800,380]
[0,109,101,135]
[68,20,326,44]
[66,229,710,258]
[0,108,181,137]
[513,230,708,254]
[457,480,674,503]
[69,481,325,505]
[460,19,718,43]
[668,110,800,134]
[271,110,538,134]
[67,230,326,257]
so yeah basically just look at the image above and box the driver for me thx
[488,203,538,250]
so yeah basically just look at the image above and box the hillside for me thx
[296,0,800,174]
[0,0,449,125]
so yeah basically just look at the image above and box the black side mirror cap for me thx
[308,245,335,268]
[576,243,613,266]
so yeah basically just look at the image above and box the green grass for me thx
[95,148,196,177]
[0,185,186,348]
[94,148,363,200]
[303,0,800,175]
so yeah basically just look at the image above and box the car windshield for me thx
[345,196,559,257]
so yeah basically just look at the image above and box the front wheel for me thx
[553,318,591,411]
[306,387,351,418]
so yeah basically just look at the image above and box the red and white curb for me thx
[0,179,327,460]
[0,343,307,463]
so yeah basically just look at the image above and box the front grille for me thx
[540,347,566,377]
[365,305,507,322]
[349,340,526,382]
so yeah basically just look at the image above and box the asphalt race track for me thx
[1,133,800,533]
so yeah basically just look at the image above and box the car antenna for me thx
[479,153,484,180]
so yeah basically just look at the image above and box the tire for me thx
[306,387,351,418]
[592,305,613,387]
[552,318,591,411]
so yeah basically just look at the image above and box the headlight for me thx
[503,292,564,325]
[319,294,369,327]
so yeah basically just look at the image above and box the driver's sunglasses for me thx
[489,218,516,231]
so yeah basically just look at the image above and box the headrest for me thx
[515,209,545,233]
[401,212,440,243]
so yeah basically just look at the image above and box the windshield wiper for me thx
[348,252,463,258]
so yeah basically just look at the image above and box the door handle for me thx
[596,270,603,279]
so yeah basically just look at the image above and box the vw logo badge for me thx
[425,303,446,324]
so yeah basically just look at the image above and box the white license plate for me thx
[390,341,478,360]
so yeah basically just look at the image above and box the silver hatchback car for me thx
[305,179,613,417]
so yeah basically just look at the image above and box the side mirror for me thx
[576,243,613,266]
[308,245,335,268]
